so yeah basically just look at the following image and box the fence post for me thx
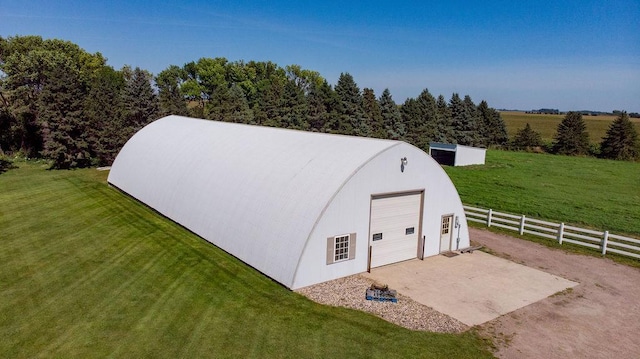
[558,223,564,244]
[519,215,526,235]
[487,209,492,227]
[601,231,609,256]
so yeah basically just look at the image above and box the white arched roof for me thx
[108,115,402,288]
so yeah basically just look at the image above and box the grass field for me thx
[0,161,492,358]
[444,150,640,236]
[500,111,640,144]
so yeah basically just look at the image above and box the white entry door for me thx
[440,215,453,252]
[369,193,422,268]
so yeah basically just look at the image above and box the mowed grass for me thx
[0,162,492,358]
[444,150,640,236]
[500,111,640,144]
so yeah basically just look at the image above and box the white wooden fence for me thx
[464,205,640,260]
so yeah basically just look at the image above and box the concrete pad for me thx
[362,251,578,326]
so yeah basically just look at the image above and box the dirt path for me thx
[470,227,640,358]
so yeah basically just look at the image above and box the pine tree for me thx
[435,95,455,143]
[207,84,254,124]
[334,73,366,136]
[449,93,482,146]
[552,111,589,155]
[478,100,508,146]
[413,89,438,150]
[362,88,384,138]
[122,66,159,138]
[278,79,307,130]
[600,111,639,161]
[84,66,126,165]
[37,63,90,169]
[156,65,189,116]
[306,80,328,131]
[512,123,543,150]
[378,88,405,140]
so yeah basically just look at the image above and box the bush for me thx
[0,155,16,174]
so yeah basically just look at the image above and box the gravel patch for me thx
[296,274,468,333]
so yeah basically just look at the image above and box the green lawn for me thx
[500,111,640,144]
[0,161,492,358]
[445,150,640,236]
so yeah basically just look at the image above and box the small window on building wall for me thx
[326,233,356,265]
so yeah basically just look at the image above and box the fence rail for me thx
[464,205,640,260]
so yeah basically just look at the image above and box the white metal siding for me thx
[369,193,421,268]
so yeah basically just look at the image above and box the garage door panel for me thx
[369,193,421,268]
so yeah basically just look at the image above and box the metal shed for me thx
[429,142,486,166]
[108,116,470,289]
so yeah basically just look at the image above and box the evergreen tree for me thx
[207,84,254,124]
[435,94,455,143]
[600,111,639,161]
[552,111,589,155]
[413,89,439,150]
[478,100,508,146]
[278,79,307,130]
[449,93,482,146]
[400,97,420,146]
[334,73,366,136]
[362,88,384,138]
[156,65,189,116]
[84,66,126,165]
[122,66,159,137]
[257,75,285,127]
[511,123,543,150]
[306,80,329,131]
[378,88,405,140]
[37,62,90,169]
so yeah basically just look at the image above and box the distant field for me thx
[445,150,640,236]
[0,162,491,358]
[500,111,640,144]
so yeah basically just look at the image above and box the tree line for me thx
[511,111,639,161]
[1,35,636,169]
[0,36,509,169]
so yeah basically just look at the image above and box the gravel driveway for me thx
[471,227,640,359]
[298,227,640,358]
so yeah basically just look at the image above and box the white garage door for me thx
[369,193,422,268]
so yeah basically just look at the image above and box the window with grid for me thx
[441,217,451,235]
[334,235,350,262]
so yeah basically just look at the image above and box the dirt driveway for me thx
[471,227,640,358]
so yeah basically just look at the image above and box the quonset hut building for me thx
[108,115,470,289]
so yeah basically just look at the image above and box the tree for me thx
[84,66,126,165]
[477,100,508,146]
[121,66,159,137]
[435,94,455,143]
[278,79,307,130]
[449,93,482,146]
[511,123,543,150]
[37,60,90,169]
[156,65,189,116]
[552,111,589,155]
[362,88,384,138]
[599,112,639,161]
[378,88,405,140]
[207,84,254,124]
[0,36,104,156]
[334,73,366,136]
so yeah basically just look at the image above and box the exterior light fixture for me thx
[400,157,408,172]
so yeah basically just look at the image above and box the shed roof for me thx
[108,115,401,287]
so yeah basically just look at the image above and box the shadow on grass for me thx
[0,158,17,174]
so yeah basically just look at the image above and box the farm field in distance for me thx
[0,161,492,358]
[500,111,640,144]
[444,150,640,236]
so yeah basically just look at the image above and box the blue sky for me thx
[1,0,639,112]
